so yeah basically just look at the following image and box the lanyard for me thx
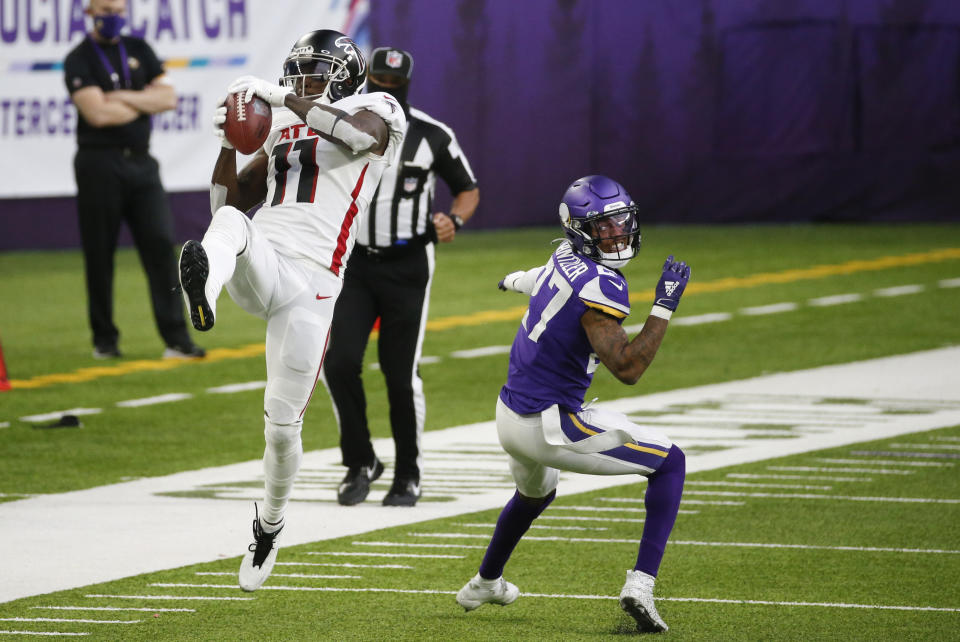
[88,35,131,90]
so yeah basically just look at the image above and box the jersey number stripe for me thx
[526,262,573,342]
[270,138,321,206]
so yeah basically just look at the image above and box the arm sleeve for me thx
[433,128,477,194]
[64,50,98,95]
[503,266,546,295]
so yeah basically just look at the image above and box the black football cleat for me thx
[179,240,215,332]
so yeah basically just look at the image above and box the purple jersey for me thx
[500,242,631,414]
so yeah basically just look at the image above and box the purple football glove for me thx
[653,255,691,311]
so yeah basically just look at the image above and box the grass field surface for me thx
[0,224,958,639]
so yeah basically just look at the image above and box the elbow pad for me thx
[306,106,376,154]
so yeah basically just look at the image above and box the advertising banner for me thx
[0,0,369,197]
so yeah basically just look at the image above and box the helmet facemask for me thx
[281,55,356,103]
[563,202,641,269]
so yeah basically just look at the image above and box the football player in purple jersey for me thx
[456,175,691,633]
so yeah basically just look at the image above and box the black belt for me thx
[354,234,432,262]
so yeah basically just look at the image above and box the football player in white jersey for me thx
[177,29,406,592]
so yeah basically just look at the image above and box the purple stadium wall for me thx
[2,0,958,250]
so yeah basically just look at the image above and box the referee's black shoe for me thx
[337,457,384,506]
[383,476,421,507]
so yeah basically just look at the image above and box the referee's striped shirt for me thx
[358,106,476,248]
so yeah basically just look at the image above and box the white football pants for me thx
[496,397,674,498]
[203,206,342,526]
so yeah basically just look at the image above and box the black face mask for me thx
[368,78,409,112]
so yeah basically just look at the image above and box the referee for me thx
[322,47,479,507]
[64,0,203,360]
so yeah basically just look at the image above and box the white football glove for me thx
[227,75,293,108]
[212,99,232,149]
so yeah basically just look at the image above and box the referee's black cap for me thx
[369,47,414,82]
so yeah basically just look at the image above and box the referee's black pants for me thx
[74,147,192,351]
[323,241,433,481]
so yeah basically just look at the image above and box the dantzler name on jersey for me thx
[502,242,631,415]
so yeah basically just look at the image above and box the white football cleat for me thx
[619,570,668,633]
[456,573,519,611]
[238,505,283,592]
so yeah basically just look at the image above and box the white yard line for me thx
[682,490,960,503]
[874,285,925,297]
[195,572,361,580]
[405,534,960,555]
[2,346,959,604]
[769,466,912,475]
[31,607,194,613]
[0,631,89,637]
[450,346,511,359]
[18,408,102,423]
[352,541,485,549]
[145,583,960,612]
[670,312,733,326]
[206,381,266,394]
[84,595,252,601]
[727,473,870,482]
[815,458,953,467]
[538,515,647,523]
[306,552,463,559]
[740,302,799,315]
[274,562,412,569]
[115,393,192,408]
[686,481,833,490]
[0,618,139,624]
[888,442,960,450]
[807,293,863,306]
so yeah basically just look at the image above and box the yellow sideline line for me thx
[425,247,960,330]
[10,343,266,390]
[7,247,960,390]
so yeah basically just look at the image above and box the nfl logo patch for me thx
[386,51,404,68]
[404,177,418,192]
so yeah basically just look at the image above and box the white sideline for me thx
[1,347,959,604]
[147,583,960,612]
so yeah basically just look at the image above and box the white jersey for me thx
[252,91,406,277]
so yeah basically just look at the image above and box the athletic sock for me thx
[260,421,303,527]
[478,489,555,579]
[635,445,685,576]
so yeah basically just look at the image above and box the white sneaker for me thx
[456,573,519,611]
[619,570,668,633]
[238,505,283,592]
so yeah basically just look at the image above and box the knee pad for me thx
[264,375,309,427]
[263,416,302,450]
[207,206,249,254]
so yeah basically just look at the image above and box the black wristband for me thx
[448,213,464,230]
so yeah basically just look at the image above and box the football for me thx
[222,92,272,155]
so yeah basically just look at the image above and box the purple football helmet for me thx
[558,175,641,268]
